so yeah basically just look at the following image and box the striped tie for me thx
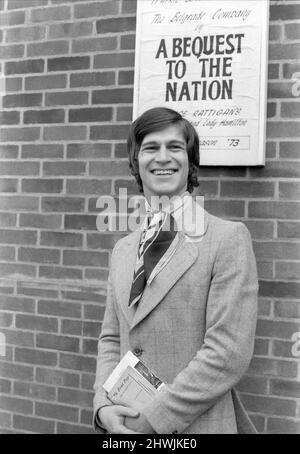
[128,211,177,308]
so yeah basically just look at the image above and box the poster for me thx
[133,0,269,166]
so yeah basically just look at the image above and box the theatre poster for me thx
[133,0,269,166]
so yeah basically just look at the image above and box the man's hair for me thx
[127,107,200,193]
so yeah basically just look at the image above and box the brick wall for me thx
[0,0,299,434]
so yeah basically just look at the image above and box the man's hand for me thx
[125,412,156,434]
[98,405,141,434]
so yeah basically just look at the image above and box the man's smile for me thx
[150,169,179,176]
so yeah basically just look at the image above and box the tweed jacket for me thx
[93,198,259,434]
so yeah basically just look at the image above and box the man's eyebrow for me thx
[141,139,186,147]
[141,141,159,147]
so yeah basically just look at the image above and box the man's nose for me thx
[155,145,171,162]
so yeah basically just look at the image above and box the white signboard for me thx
[133,0,269,166]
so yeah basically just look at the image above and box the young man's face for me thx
[138,124,189,200]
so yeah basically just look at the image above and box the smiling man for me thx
[93,107,259,434]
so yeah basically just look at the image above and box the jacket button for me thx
[133,348,143,357]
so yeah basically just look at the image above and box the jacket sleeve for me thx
[142,222,258,434]
[93,249,121,433]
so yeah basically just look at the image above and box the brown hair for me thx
[127,107,199,193]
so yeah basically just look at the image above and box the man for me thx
[93,107,258,434]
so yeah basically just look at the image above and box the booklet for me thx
[103,351,164,409]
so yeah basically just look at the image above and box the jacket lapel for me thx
[130,232,198,330]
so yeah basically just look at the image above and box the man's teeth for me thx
[152,170,176,175]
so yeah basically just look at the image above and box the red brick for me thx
[0,111,20,126]
[3,93,42,108]
[1,327,34,348]
[30,5,71,23]
[5,77,22,92]
[269,24,282,42]
[21,144,64,159]
[89,160,129,177]
[35,402,78,423]
[121,34,136,50]
[67,143,112,159]
[80,408,93,425]
[275,262,300,281]
[15,348,57,367]
[83,321,100,338]
[43,161,86,176]
[278,222,300,239]
[257,261,273,279]
[70,71,115,88]
[61,319,82,336]
[240,394,296,417]
[18,247,60,265]
[236,375,268,395]
[254,338,269,356]
[270,4,300,21]
[0,145,18,159]
[279,182,300,200]
[72,36,117,54]
[38,299,81,318]
[39,266,82,281]
[13,381,56,402]
[16,314,58,333]
[0,295,35,313]
[0,245,15,261]
[87,233,124,250]
[221,181,275,198]
[267,102,277,118]
[35,367,80,388]
[0,10,25,26]
[28,40,69,58]
[267,418,300,434]
[36,333,80,353]
[0,229,37,245]
[59,353,96,373]
[82,338,97,355]
[25,74,67,91]
[0,378,11,393]
[268,82,294,99]
[249,202,300,220]
[96,16,136,34]
[24,109,65,124]
[41,196,85,212]
[0,396,33,415]
[66,179,111,195]
[254,241,300,261]
[69,107,113,123]
[58,388,93,408]
[0,361,34,381]
[40,231,83,248]
[281,102,300,119]
[74,1,118,19]
[117,106,133,122]
[21,178,63,193]
[272,340,296,359]
[13,415,55,434]
[267,122,300,138]
[92,88,133,104]
[48,56,90,72]
[0,161,39,176]
[6,25,46,43]
[274,300,300,319]
[63,250,108,267]
[64,214,97,231]
[280,142,300,159]
[5,58,44,75]
[0,411,12,429]
[260,281,300,299]
[269,43,300,61]
[268,63,279,80]
[283,62,300,79]
[43,126,87,141]
[0,127,40,142]
[0,312,14,328]
[204,200,245,218]
[81,373,95,391]
[249,357,298,379]
[19,213,62,229]
[256,319,300,339]
[94,52,135,69]
[83,304,105,321]
[16,283,58,299]
[57,422,94,434]
[270,379,300,399]
[49,21,93,39]
[8,0,48,9]
[0,178,18,192]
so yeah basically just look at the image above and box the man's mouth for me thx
[151,169,178,176]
